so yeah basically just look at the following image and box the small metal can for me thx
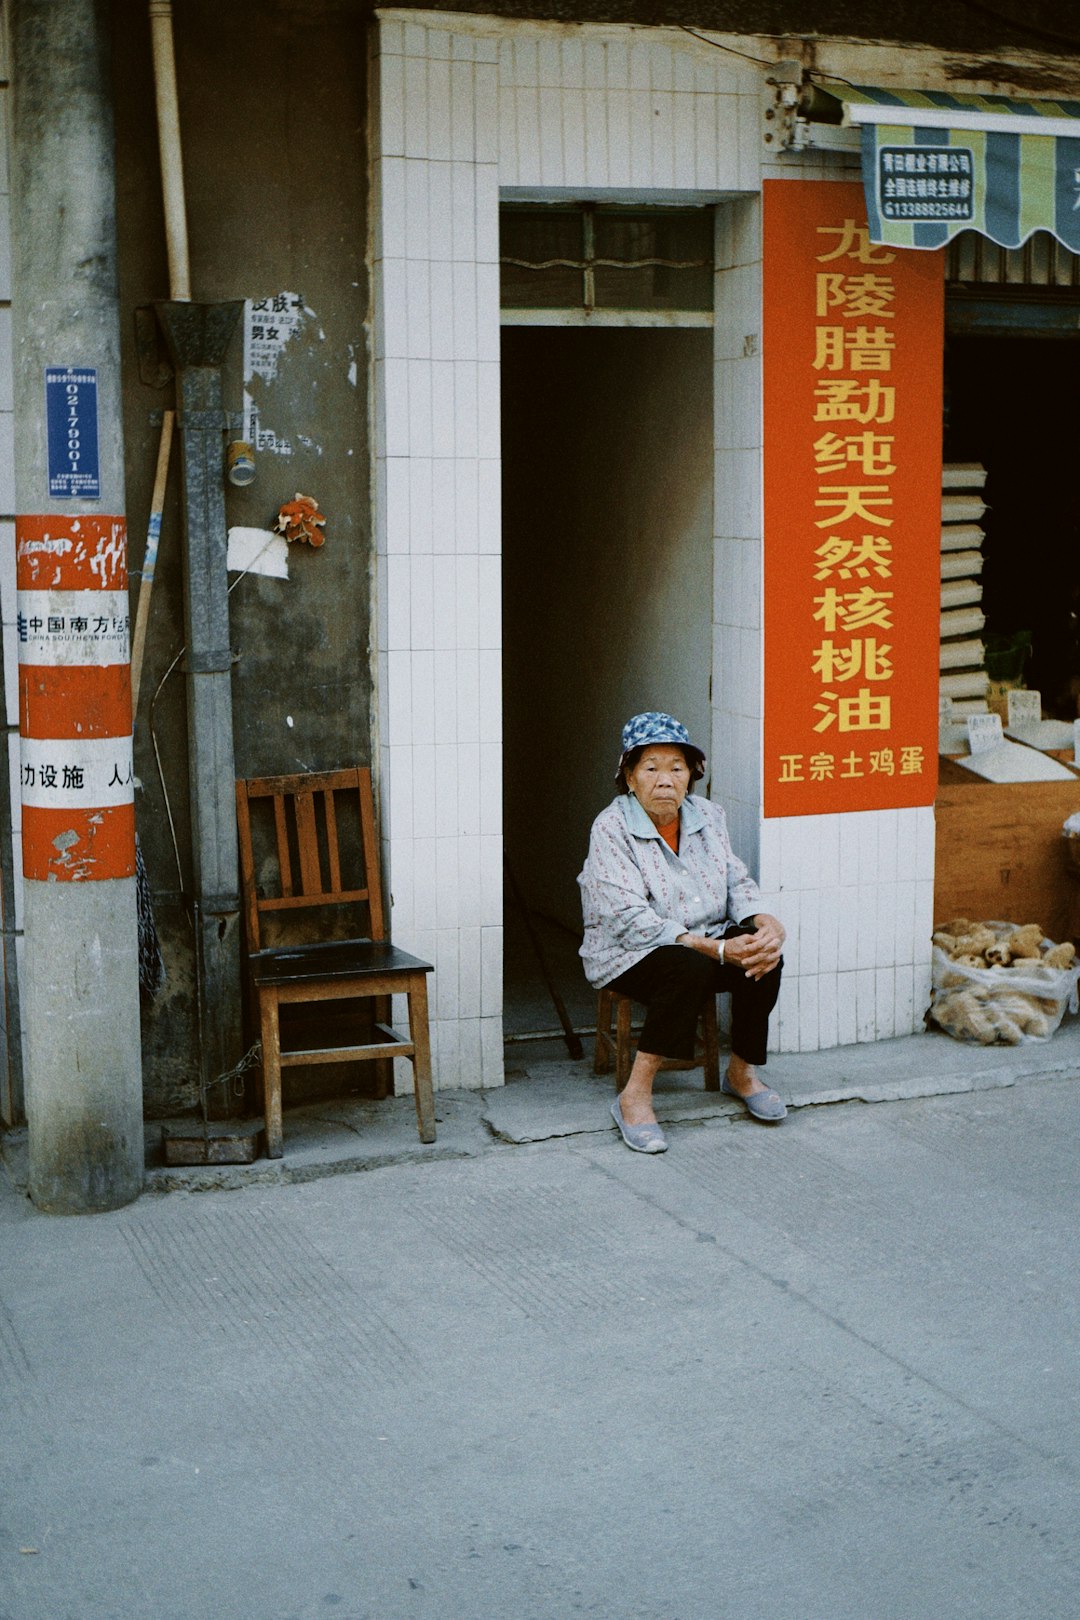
[226,439,256,487]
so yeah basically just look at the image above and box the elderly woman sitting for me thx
[579,712,786,1153]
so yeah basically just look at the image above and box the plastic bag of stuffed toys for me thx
[929,919,1080,1045]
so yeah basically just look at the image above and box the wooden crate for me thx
[934,759,1080,940]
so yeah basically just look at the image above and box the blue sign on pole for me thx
[45,367,101,499]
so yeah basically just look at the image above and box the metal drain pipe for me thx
[148,2,243,1104]
[154,301,244,1101]
[148,0,191,302]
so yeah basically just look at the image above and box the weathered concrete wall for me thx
[111,0,371,1114]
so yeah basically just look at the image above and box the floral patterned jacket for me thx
[578,792,763,987]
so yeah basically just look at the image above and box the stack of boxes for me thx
[939,463,989,720]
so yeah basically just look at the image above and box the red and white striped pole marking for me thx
[16,514,135,882]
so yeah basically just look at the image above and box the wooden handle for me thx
[130,410,175,715]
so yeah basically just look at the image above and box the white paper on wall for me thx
[226,526,289,581]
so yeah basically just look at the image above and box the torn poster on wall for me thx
[242,292,312,457]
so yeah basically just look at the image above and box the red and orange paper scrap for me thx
[762,179,944,818]
[274,493,326,546]
[16,515,135,880]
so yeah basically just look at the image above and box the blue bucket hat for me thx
[616,711,706,787]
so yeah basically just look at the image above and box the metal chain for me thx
[198,1040,262,1123]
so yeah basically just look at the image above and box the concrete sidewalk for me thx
[0,1048,1078,1619]
[5,1018,1079,1198]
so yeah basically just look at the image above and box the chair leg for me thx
[371,993,391,1099]
[593,988,612,1075]
[702,995,720,1091]
[614,993,633,1091]
[258,990,284,1159]
[407,974,436,1145]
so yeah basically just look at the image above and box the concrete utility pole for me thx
[10,0,143,1211]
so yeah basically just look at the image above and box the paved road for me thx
[2,1078,1078,1620]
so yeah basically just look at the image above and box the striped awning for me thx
[818,82,1080,253]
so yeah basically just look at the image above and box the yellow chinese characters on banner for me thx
[762,180,944,818]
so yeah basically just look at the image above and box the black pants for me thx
[609,944,782,1066]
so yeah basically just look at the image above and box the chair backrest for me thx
[235,767,386,952]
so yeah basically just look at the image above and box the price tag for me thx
[1006,688,1041,728]
[967,712,1003,755]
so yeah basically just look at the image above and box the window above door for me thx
[500,204,714,325]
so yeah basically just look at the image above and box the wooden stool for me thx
[593,987,721,1092]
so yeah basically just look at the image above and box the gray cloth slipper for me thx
[610,1098,668,1153]
[721,1071,787,1123]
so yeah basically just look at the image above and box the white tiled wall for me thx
[372,15,505,1091]
[372,12,937,1082]
[709,152,936,1052]
[753,807,936,1052]
[493,29,760,193]
[711,194,763,878]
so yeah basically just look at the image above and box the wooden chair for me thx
[593,987,720,1092]
[235,767,435,1158]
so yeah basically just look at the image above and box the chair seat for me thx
[249,937,433,987]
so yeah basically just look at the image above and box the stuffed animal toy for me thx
[1003,924,1043,960]
[952,925,998,959]
[933,987,998,1044]
[991,993,1052,1042]
[930,917,1078,1043]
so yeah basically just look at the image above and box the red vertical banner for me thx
[762,179,944,818]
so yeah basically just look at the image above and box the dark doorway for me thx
[500,326,713,1040]
[944,334,1080,716]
